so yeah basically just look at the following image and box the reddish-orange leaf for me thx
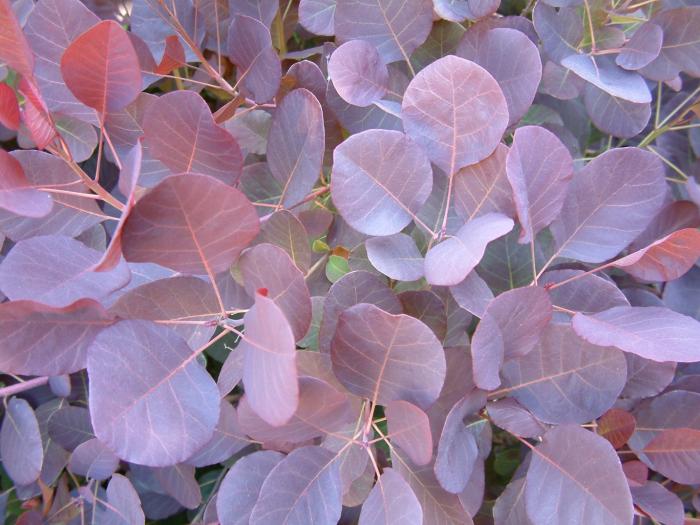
[597,408,636,449]
[0,83,19,130]
[611,228,700,282]
[154,35,185,76]
[0,0,34,79]
[60,20,141,115]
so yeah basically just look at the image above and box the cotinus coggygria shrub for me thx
[0,0,700,524]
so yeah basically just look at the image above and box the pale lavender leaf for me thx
[359,468,422,525]
[622,354,676,399]
[68,438,119,480]
[366,233,424,281]
[572,306,700,362]
[583,84,651,139]
[541,270,629,315]
[229,0,278,27]
[185,401,246,467]
[0,235,130,308]
[424,213,514,286]
[239,288,298,426]
[561,54,651,103]
[488,398,546,439]
[299,0,335,36]
[155,464,201,509]
[533,3,582,62]
[88,320,220,466]
[98,474,145,525]
[0,398,43,486]
[449,271,494,318]
[644,428,700,484]
[328,40,388,107]
[617,23,663,70]
[630,481,684,525]
[250,446,342,525]
[217,450,284,525]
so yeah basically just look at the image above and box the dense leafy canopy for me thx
[0,0,700,524]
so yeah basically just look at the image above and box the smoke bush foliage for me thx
[1,0,700,523]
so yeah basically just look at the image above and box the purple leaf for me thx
[185,401,246,467]
[402,55,509,174]
[0,235,130,307]
[642,7,700,80]
[449,271,494,319]
[457,28,542,126]
[334,0,432,64]
[424,213,514,286]
[143,91,243,185]
[267,88,324,208]
[319,271,402,353]
[88,320,220,466]
[630,481,684,525]
[48,405,94,451]
[644,428,700,484]
[452,145,514,224]
[0,398,43,486]
[68,438,119,480]
[501,323,627,424]
[610,228,700,281]
[111,276,219,349]
[330,129,433,236]
[359,468,422,525]
[664,265,700,319]
[238,376,352,443]
[328,40,388,107]
[572,306,700,362]
[393,453,474,525]
[0,150,95,241]
[332,303,446,409]
[97,474,145,525]
[533,3,582,62]
[366,233,424,281]
[299,0,335,36]
[0,149,52,218]
[617,23,663,71]
[239,243,312,342]
[155,464,201,509]
[488,398,546,439]
[240,288,298,426]
[260,211,312,273]
[471,286,552,390]
[122,173,259,274]
[399,290,448,341]
[433,0,499,22]
[217,450,285,525]
[506,126,574,244]
[622,354,676,399]
[583,84,651,139]
[550,148,666,263]
[434,391,485,493]
[540,61,585,100]
[493,477,531,525]
[541,270,629,315]
[227,15,281,103]
[229,0,278,27]
[525,425,633,525]
[250,446,342,525]
[60,20,141,115]
[385,400,433,466]
[0,299,113,375]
